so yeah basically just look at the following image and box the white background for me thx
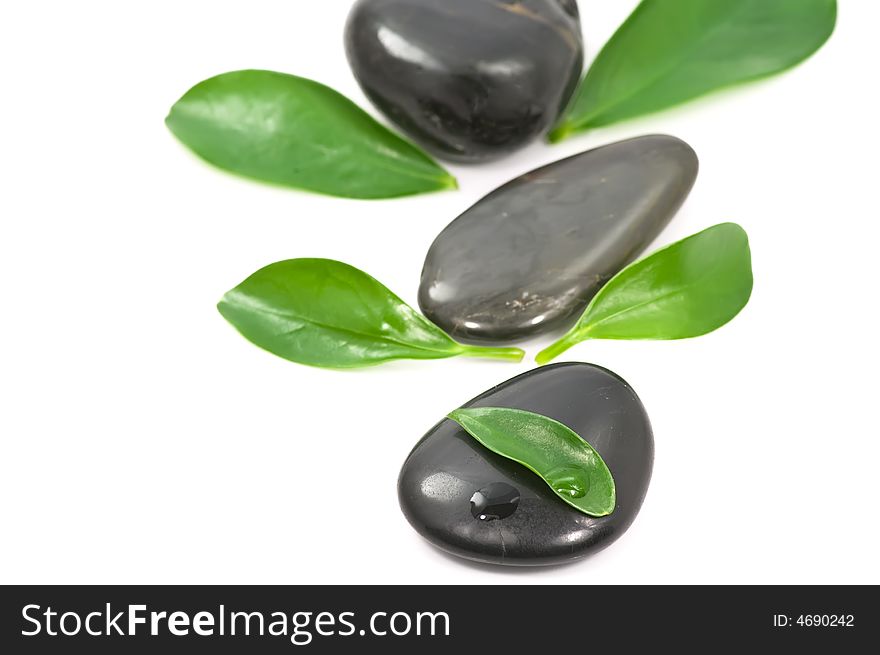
[1,1,878,585]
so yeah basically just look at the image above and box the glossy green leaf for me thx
[537,223,753,364]
[218,258,524,369]
[550,0,837,140]
[448,407,616,517]
[166,70,457,199]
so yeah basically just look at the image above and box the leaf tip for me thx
[603,490,618,517]
[446,409,465,424]
[534,336,576,365]
[443,174,459,191]
[216,295,234,321]
[547,121,575,144]
[163,107,178,132]
[459,345,525,362]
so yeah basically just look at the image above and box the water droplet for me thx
[547,466,589,499]
[470,482,520,521]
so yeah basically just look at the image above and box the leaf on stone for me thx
[448,407,616,517]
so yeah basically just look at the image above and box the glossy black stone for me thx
[419,135,699,344]
[398,363,654,566]
[344,0,584,162]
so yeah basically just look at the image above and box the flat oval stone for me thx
[418,135,699,344]
[398,362,654,566]
[344,0,583,162]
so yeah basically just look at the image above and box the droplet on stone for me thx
[470,482,521,520]
[344,0,584,162]
[418,135,699,344]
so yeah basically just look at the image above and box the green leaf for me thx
[550,0,837,140]
[166,70,457,199]
[448,407,616,517]
[218,258,524,369]
[536,223,753,364]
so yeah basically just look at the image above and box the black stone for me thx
[418,135,698,344]
[398,363,654,566]
[344,0,584,162]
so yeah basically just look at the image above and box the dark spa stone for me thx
[398,363,654,566]
[344,0,584,162]
[418,135,698,344]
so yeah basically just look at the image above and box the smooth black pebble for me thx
[418,135,699,344]
[344,0,583,162]
[398,363,654,566]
